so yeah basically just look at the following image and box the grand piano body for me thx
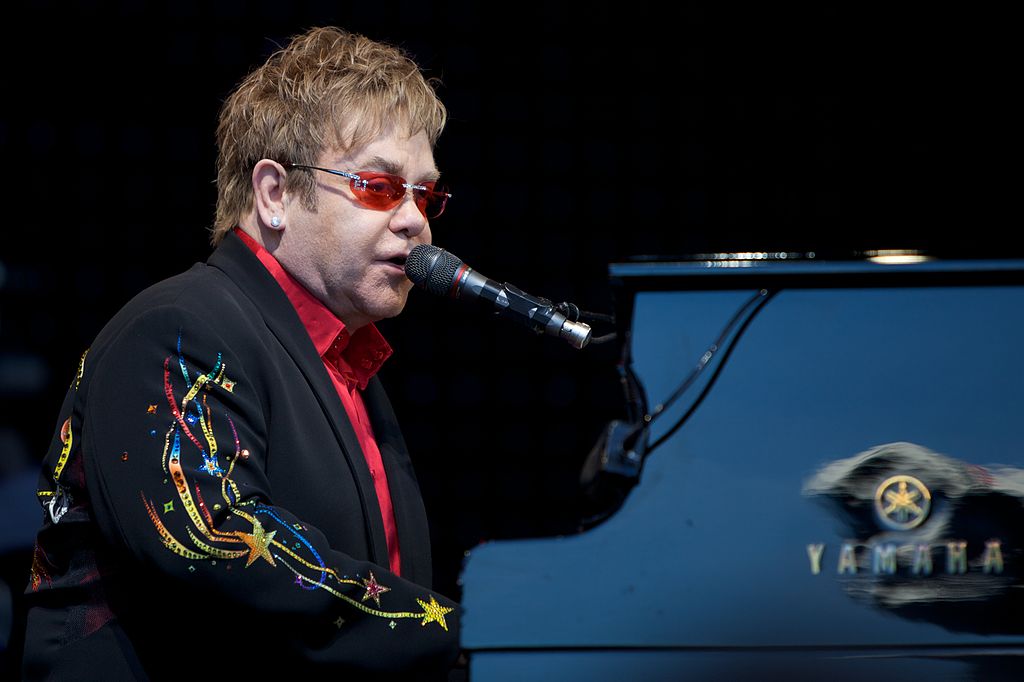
[457,255,1024,680]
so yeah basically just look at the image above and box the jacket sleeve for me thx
[78,304,461,677]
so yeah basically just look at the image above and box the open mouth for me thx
[386,255,407,268]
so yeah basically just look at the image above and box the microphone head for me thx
[405,244,462,296]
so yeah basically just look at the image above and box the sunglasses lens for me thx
[350,173,405,210]
[416,182,449,219]
[349,172,449,218]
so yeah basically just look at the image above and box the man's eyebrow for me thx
[361,155,441,183]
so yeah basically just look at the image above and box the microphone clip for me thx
[494,284,592,349]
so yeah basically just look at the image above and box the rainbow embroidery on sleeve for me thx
[142,331,452,631]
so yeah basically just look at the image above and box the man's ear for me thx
[252,159,288,231]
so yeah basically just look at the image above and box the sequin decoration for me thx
[47,486,70,524]
[41,353,87,503]
[199,454,225,477]
[52,414,74,486]
[74,349,88,390]
[147,404,158,414]
[361,571,391,607]
[141,332,455,631]
[238,517,277,567]
[29,544,53,592]
[416,596,454,631]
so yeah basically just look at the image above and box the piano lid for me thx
[608,252,1024,292]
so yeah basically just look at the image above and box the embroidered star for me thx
[163,501,174,513]
[416,596,454,632]
[361,571,391,607]
[147,404,157,414]
[238,518,277,567]
[334,617,345,628]
[389,620,396,630]
[199,455,225,477]
[221,378,236,392]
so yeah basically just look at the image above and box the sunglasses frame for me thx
[284,163,451,219]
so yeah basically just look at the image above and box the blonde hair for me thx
[211,26,447,245]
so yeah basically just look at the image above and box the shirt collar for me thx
[234,227,392,389]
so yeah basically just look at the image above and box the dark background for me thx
[0,1,1017,675]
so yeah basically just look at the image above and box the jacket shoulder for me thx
[93,262,255,345]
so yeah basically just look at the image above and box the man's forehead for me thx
[337,154,442,184]
[321,132,438,179]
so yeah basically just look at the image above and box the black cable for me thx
[645,289,771,425]
[644,289,777,455]
[579,310,616,324]
[576,289,775,531]
[618,332,648,425]
[588,332,618,345]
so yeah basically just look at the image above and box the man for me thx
[23,26,461,680]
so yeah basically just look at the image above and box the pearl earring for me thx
[270,216,281,228]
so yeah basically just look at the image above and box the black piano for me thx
[457,253,1024,680]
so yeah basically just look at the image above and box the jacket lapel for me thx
[206,232,390,567]
[362,377,433,587]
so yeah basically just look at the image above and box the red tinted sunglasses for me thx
[285,163,451,219]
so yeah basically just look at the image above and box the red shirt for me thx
[235,227,402,576]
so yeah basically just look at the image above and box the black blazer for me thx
[23,232,460,680]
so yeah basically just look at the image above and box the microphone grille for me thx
[405,244,462,296]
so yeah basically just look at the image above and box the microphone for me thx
[405,244,592,349]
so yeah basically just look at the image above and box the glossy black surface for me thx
[459,258,1024,679]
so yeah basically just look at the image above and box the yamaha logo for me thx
[874,474,931,530]
[802,443,1012,579]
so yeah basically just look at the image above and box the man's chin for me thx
[369,294,410,322]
